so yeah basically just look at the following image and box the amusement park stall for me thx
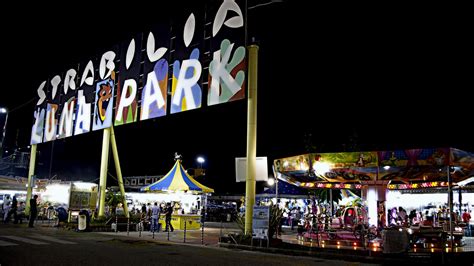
[273,148,474,250]
[274,148,474,228]
[0,176,97,222]
[140,159,214,230]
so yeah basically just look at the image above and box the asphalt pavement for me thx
[0,223,378,266]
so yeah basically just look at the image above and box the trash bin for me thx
[78,215,87,230]
[47,206,55,220]
[78,210,90,231]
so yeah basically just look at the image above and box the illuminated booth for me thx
[141,159,214,230]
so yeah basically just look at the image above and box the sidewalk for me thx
[24,221,473,264]
[98,223,241,246]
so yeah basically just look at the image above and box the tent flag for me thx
[140,160,214,193]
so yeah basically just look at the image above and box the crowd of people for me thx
[388,205,473,236]
[2,195,24,224]
[136,201,176,233]
[2,194,38,227]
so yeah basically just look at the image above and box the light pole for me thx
[267,177,278,204]
[447,165,454,249]
[244,0,282,236]
[0,107,8,157]
[267,177,279,238]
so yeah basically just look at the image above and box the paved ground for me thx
[0,223,378,266]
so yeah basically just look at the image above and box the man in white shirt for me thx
[151,202,160,232]
[3,195,11,223]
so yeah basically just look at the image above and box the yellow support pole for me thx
[245,44,259,235]
[25,144,37,215]
[110,126,129,218]
[98,128,111,218]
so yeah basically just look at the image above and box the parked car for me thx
[205,203,237,222]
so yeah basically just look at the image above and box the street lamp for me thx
[267,177,278,203]
[197,156,205,169]
[267,176,279,238]
[0,107,8,157]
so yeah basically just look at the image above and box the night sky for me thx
[1,1,471,194]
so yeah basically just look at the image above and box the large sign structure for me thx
[30,0,247,144]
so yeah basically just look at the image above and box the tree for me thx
[311,188,342,216]
[311,189,342,204]
[268,204,283,240]
[105,191,124,216]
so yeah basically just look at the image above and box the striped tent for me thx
[140,160,214,193]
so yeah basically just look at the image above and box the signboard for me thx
[30,0,247,145]
[124,176,163,189]
[235,157,268,182]
[68,183,98,210]
[252,205,269,239]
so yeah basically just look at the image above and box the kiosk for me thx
[141,158,214,230]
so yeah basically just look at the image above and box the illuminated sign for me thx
[300,182,363,190]
[387,181,448,190]
[31,0,246,144]
[124,176,163,189]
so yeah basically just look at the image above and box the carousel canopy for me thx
[274,148,474,188]
[140,160,214,193]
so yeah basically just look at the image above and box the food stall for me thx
[141,158,214,230]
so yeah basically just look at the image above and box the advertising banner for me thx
[252,205,269,239]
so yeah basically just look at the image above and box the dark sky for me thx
[1,1,471,194]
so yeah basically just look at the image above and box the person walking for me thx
[29,195,38,228]
[151,202,160,232]
[165,202,174,232]
[462,209,471,223]
[3,195,11,223]
[15,202,25,224]
[462,209,471,236]
[6,196,18,223]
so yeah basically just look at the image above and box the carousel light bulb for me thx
[313,161,331,175]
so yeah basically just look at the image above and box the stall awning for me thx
[140,160,214,193]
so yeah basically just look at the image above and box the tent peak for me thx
[174,152,183,162]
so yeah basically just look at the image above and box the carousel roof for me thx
[274,148,474,188]
[140,160,214,193]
